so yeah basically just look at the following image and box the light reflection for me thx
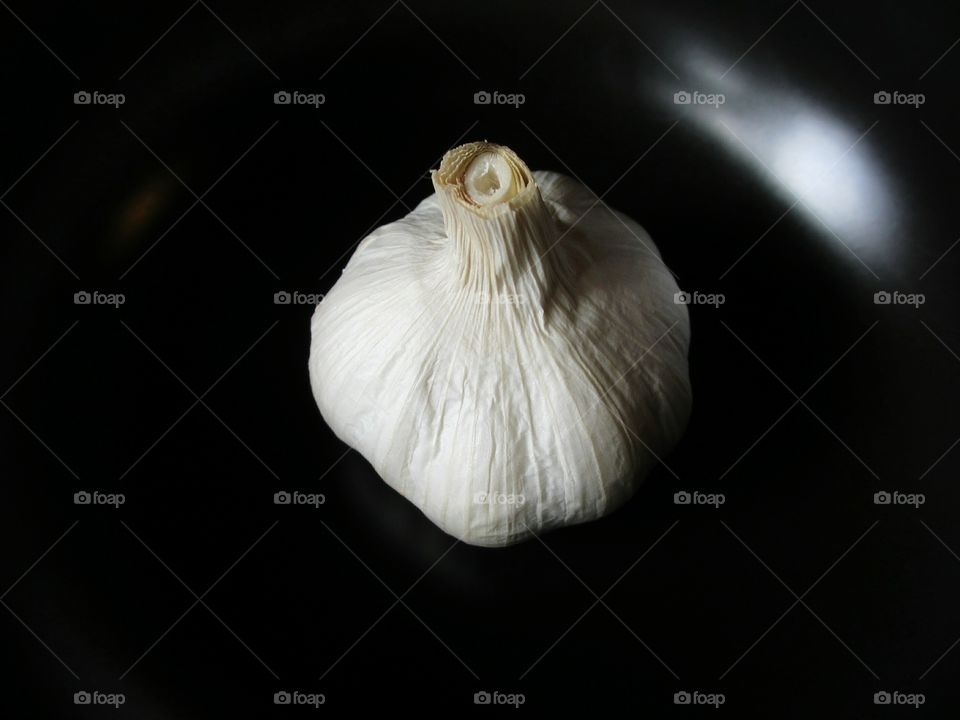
[658,49,898,265]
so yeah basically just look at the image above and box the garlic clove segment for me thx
[309,141,691,547]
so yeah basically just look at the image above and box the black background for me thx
[2,0,960,716]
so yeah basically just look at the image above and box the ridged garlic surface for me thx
[309,142,691,547]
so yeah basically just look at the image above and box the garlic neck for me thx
[432,143,570,311]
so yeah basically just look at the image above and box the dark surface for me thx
[2,0,960,716]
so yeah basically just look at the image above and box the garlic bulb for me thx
[309,142,691,547]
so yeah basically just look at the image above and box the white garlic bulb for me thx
[309,142,691,547]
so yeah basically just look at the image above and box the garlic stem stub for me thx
[462,152,518,206]
[309,141,691,547]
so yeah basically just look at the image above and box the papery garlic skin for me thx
[309,142,691,547]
